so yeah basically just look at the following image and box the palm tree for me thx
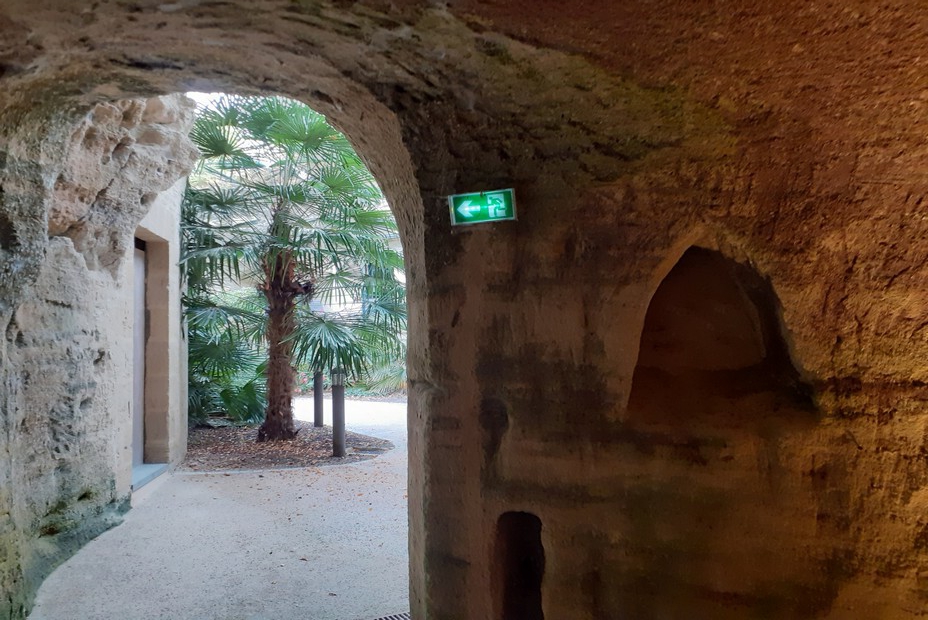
[181,95,406,441]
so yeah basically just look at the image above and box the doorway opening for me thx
[131,233,171,490]
[493,511,546,620]
[178,92,410,616]
[20,52,426,617]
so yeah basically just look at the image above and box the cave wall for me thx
[0,94,197,615]
[0,2,925,619]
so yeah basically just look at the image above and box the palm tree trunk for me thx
[257,250,298,442]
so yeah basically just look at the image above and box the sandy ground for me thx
[28,398,409,620]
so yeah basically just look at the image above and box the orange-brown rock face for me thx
[0,1,925,618]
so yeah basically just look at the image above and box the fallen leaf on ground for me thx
[181,422,394,472]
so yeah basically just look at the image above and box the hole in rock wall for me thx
[494,511,545,620]
[628,246,813,430]
[0,210,18,251]
[616,247,833,619]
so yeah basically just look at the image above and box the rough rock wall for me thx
[0,2,924,619]
[0,95,196,616]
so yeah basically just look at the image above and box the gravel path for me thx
[28,398,409,620]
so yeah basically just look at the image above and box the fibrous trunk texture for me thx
[257,250,298,442]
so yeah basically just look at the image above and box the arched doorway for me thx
[0,16,434,616]
[620,247,831,619]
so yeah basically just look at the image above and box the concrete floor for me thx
[28,398,409,620]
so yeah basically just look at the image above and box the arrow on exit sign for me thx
[448,188,517,226]
[456,200,481,218]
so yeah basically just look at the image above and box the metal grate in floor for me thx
[371,614,411,620]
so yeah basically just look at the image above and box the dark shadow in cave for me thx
[628,246,814,431]
[494,511,545,620]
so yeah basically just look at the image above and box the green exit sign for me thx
[448,188,517,226]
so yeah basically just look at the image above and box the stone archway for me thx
[0,13,434,617]
[0,7,719,617]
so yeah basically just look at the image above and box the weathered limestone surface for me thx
[0,94,196,616]
[0,1,924,618]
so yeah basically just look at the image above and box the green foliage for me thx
[186,290,267,424]
[181,94,406,424]
[354,355,408,395]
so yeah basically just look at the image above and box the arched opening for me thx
[177,91,410,611]
[617,247,830,619]
[0,25,432,610]
[628,246,813,430]
[493,511,545,620]
[21,91,415,620]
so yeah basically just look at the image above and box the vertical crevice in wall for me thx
[0,211,17,252]
[479,396,509,484]
[494,511,545,620]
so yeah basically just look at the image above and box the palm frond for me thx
[355,358,407,395]
[219,378,267,424]
[289,311,367,378]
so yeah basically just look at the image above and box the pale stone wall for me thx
[111,178,188,495]
[0,95,196,616]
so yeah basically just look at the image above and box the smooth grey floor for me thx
[29,398,409,620]
[131,463,168,491]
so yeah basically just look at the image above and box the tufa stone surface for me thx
[0,94,196,616]
[50,97,198,273]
